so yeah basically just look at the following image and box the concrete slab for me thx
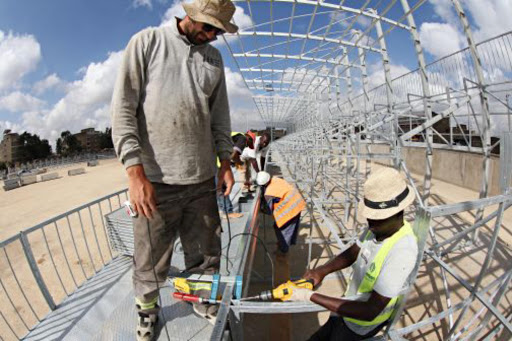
[68,168,86,176]
[40,173,59,182]
[20,174,38,185]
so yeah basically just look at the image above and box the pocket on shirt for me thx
[199,63,221,96]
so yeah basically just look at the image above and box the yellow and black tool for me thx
[241,279,314,301]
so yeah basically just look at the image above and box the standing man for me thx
[288,168,418,340]
[256,171,306,254]
[111,0,238,339]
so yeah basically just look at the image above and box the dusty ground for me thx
[0,158,127,241]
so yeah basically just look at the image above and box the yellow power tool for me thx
[241,279,314,301]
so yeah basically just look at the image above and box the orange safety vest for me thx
[265,178,306,228]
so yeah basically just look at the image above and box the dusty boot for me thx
[192,303,218,325]
[136,312,158,341]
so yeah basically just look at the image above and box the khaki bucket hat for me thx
[358,167,415,221]
[183,0,239,34]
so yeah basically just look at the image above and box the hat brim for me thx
[183,3,239,34]
[357,185,415,222]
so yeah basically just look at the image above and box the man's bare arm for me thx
[303,243,360,286]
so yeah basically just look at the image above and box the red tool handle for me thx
[173,292,201,303]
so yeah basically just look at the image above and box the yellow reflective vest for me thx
[265,177,306,228]
[345,221,416,326]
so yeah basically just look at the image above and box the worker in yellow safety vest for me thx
[256,171,306,253]
[288,167,419,341]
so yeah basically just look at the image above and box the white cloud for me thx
[368,63,411,89]
[419,22,464,59]
[133,0,153,9]
[429,0,458,23]
[224,67,263,129]
[0,31,41,92]
[33,74,67,95]
[465,0,512,42]
[17,51,123,145]
[0,91,46,113]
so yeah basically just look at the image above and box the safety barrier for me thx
[0,189,129,339]
[39,173,59,182]
[20,175,37,186]
[3,178,20,191]
[68,168,86,176]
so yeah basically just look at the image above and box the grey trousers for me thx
[132,177,222,311]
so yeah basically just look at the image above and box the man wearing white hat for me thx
[111,0,238,339]
[290,167,419,340]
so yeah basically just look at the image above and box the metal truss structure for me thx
[221,0,512,340]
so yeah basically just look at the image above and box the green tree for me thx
[18,132,52,161]
[56,130,82,156]
[99,127,114,149]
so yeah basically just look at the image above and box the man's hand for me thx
[127,165,157,219]
[217,160,234,196]
[303,268,327,287]
[289,287,314,302]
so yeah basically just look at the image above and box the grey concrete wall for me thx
[4,178,20,191]
[68,168,86,176]
[40,173,59,182]
[20,175,38,186]
[369,145,506,196]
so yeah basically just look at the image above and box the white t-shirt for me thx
[343,230,418,335]
[240,136,268,170]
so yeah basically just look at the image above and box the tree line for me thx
[0,128,113,170]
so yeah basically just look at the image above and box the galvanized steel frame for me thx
[223,0,512,339]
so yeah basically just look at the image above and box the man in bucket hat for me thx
[288,167,419,340]
[111,0,238,339]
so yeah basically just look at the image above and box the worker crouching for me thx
[256,171,306,253]
[289,167,419,341]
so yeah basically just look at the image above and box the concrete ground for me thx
[0,158,127,241]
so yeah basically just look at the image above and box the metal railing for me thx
[0,189,128,339]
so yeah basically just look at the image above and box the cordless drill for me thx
[241,279,314,301]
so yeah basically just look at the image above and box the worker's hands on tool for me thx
[217,160,234,196]
[303,268,327,287]
[288,287,314,302]
[127,165,157,219]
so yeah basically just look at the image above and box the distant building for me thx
[74,128,102,152]
[0,130,23,164]
[255,127,287,140]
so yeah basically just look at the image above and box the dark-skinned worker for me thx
[217,132,248,219]
[111,0,238,339]
[256,171,307,254]
[289,167,418,341]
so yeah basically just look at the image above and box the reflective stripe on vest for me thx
[265,178,306,228]
[345,221,415,327]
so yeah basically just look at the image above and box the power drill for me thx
[241,279,314,301]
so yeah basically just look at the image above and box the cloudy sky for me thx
[0,0,510,146]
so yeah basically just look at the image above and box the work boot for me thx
[136,312,158,341]
[192,303,218,325]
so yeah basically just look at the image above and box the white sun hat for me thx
[358,167,415,221]
[256,171,271,186]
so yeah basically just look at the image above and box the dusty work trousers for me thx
[132,178,222,311]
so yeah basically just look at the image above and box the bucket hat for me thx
[358,167,415,221]
[183,0,239,34]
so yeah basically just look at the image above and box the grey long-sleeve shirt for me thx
[111,18,232,185]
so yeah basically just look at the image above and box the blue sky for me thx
[0,0,510,146]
